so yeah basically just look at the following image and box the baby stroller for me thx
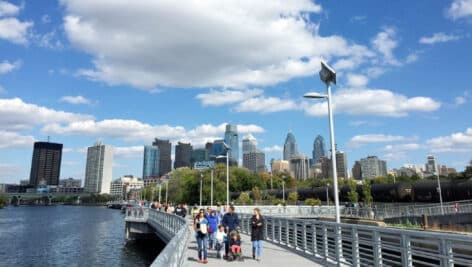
[227,229,244,262]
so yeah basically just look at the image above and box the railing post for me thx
[286,219,290,246]
[278,218,282,244]
[401,234,412,267]
[373,230,382,267]
[312,222,318,256]
[351,227,360,267]
[335,224,343,266]
[440,239,453,267]
[302,221,307,252]
[322,224,328,260]
[293,221,298,248]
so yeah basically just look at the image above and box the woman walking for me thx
[251,208,264,261]
[194,209,209,264]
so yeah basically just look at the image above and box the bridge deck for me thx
[185,228,325,267]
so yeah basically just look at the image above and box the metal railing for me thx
[235,205,340,217]
[125,205,149,220]
[239,214,472,266]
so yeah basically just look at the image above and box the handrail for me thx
[238,213,472,266]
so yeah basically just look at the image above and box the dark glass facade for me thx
[29,142,63,186]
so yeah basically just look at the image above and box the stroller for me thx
[227,229,244,262]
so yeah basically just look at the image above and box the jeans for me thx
[208,232,216,249]
[215,241,224,258]
[252,240,262,257]
[196,233,208,260]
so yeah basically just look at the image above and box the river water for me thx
[0,205,164,267]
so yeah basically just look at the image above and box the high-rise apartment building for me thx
[271,159,290,174]
[283,131,298,161]
[84,142,114,194]
[242,134,257,155]
[142,145,159,179]
[425,155,438,175]
[191,148,208,165]
[224,124,239,165]
[243,151,266,173]
[29,141,63,187]
[153,139,172,176]
[335,151,348,179]
[289,154,310,180]
[174,142,193,169]
[312,135,326,165]
[359,156,387,180]
[352,161,362,180]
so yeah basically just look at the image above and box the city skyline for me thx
[1,0,472,183]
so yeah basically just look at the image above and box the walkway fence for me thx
[239,214,472,267]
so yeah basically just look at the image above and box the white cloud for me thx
[59,95,91,105]
[115,146,144,158]
[0,130,35,149]
[383,143,422,152]
[447,0,472,20]
[426,127,472,153]
[0,85,5,94]
[0,17,33,44]
[0,98,93,130]
[0,1,19,17]
[371,27,400,66]
[302,88,441,117]
[37,29,63,49]
[346,73,368,87]
[0,59,21,74]
[349,134,408,147]
[419,32,461,45]
[41,14,51,24]
[60,0,382,90]
[262,145,283,153]
[234,96,298,113]
[455,96,466,105]
[196,88,263,106]
[405,52,418,63]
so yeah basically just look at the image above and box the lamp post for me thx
[216,143,231,206]
[165,180,169,204]
[304,61,342,263]
[326,183,330,206]
[200,173,203,207]
[436,163,444,215]
[282,180,285,203]
[210,169,214,207]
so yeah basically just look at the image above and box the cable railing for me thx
[239,214,472,266]
[235,205,340,217]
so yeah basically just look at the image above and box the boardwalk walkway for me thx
[185,228,324,267]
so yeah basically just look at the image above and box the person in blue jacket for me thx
[207,210,219,249]
[221,205,239,259]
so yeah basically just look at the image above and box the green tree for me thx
[304,198,321,206]
[362,182,373,207]
[237,192,251,205]
[287,192,298,204]
[347,179,359,203]
[0,193,9,208]
[252,187,262,204]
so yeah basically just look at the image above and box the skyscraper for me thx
[84,142,114,194]
[283,131,298,161]
[242,134,257,154]
[152,139,172,176]
[224,124,239,164]
[29,141,63,187]
[289,154,310,180]
[312,135,326,164]
[359,156,387,180]
[335,151,348,179]
[425,155,438,175]
[142,145,159,179]
[243,151,266,173]
[352,161,362,180]
[191,148,208,165]
[174,142,193,169]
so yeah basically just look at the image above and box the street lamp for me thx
[282,180,285,203]
[326,183,330,206]
[200,173,203,207]
[216,143,231,206]
[436,162,444,215]
[210,169,214,207]
[305,61,342,263]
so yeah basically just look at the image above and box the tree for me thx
[288,192,298,203]
[304,198,321,206]
[362,182,373,207]
[237,192,251,205]
[0,193,9,208]
[252,187,262,204]
[347,179,359,203]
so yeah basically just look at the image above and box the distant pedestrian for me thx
[194,209,209,264]
[222,205,239,259]
[251,208,264,261]
[454,202,459,213]
[174,203,187,217]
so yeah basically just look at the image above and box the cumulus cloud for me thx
[196,89,263,106]
[302,88,441,117]
[234,96,298,113]
[0,1,32,44]
[115,146,144,158]
[447,0,472,20]
[371,27,400,66]
[383,143,422,152]
[262,145,283,153]
[427,127,472,153]
[346,73,368,87]
[419,32,461,45]
[0,98,93,130]
[0,60,20,74]
[349,134,409,147]
[0,130,35,149]
[59,0,383,90]
[59,95,91,105]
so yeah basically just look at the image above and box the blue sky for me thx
[1,0,472,184]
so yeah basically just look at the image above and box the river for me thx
[0,205,165,267]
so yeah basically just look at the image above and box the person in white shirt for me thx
[215,225,227,259]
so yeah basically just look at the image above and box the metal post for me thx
[271,173,273,190]
[158,183,162,204]
[282,181,285,203]
[211,169,214,207]
[436,169,444,215]
[165,181,168,204]
[326,184,330,206]
[226,151,230,206]
[200,173,203,207]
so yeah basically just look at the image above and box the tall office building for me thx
[84,142,114,194]
[352,161,362,180]
[152,139,172,176]
[312,135,326,165]
[359,156,387,180]
[224,124,239,164]
[283,131,299,161]
[335,151,348,179]
[29,141,63,187]
[191,148,208,165]
[289,154,310,180]
[205,142,213,157]
[242,134,257,154]
[142,145,160,179]
[319,156,330,179]
[174,142,193,169]
[425,155,438,175]
[271,159,290,174]
[243,151,266,173]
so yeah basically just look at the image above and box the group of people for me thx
[192,205,264,264]
[148,201,188,217]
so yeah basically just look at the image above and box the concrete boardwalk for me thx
[186,230,324,267]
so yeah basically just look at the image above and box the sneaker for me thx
[197,259,204,263]
[203,259,208,264]
[253,255,255,260]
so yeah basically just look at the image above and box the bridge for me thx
[5,192,90,205]
[125,205,472,266]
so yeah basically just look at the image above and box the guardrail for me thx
[239,214,472,266]
[125,207,190,267]
[234,205,340,217]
